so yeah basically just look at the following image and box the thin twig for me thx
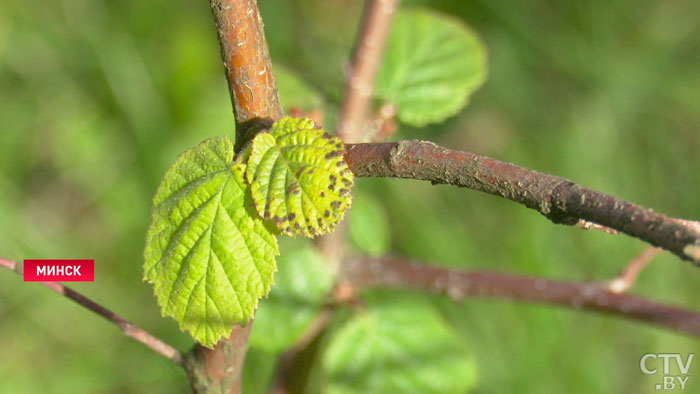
[337,0,401,142]
[340,255,700,337]
[343,141,700,265]
[0,257,184,366]
[605,247,663,294]
[0,257,19,273]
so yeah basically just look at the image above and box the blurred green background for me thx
[1,0,699,393]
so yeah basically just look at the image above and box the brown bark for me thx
[341,256,700,337]
[209,0,283,151]
[193,1,285,393]
[185,324,253,394]
[344,140,700,265]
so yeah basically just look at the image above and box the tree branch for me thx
[337,0,400,142]
[0,258,184,366]
[210,0,283,151]
[185,324,253,394]
[197,1,286,393]
[340,255,700,337]
[344,140,700,265]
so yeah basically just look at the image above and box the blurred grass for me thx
[1,0,699,393]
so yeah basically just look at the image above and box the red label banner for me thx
[23,259,94,282]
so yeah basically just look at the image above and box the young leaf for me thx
[246,117,354,237]
[323,299,477,394]
[375,8,488,126]
[143,136,279,348]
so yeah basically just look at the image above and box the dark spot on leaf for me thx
[287,182,300,195]
[294,222,301,230]
[339,189,350,197]
[317,218,323,227]
[320,191,325,198]
[328,183,336,191]
[287,213,296,221]
[340,169,351,176]
[324,210,330,218]
[325,151,342,159]
[342,178,352,186]
[331,201,342,210]
[329,175,337,182]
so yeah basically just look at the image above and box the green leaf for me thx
[375,8,488,126]
[249,246,334,353]
[323,299,477,394]
[143,136,279,348]
[348,192,391,256]
[246,117,354,237]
